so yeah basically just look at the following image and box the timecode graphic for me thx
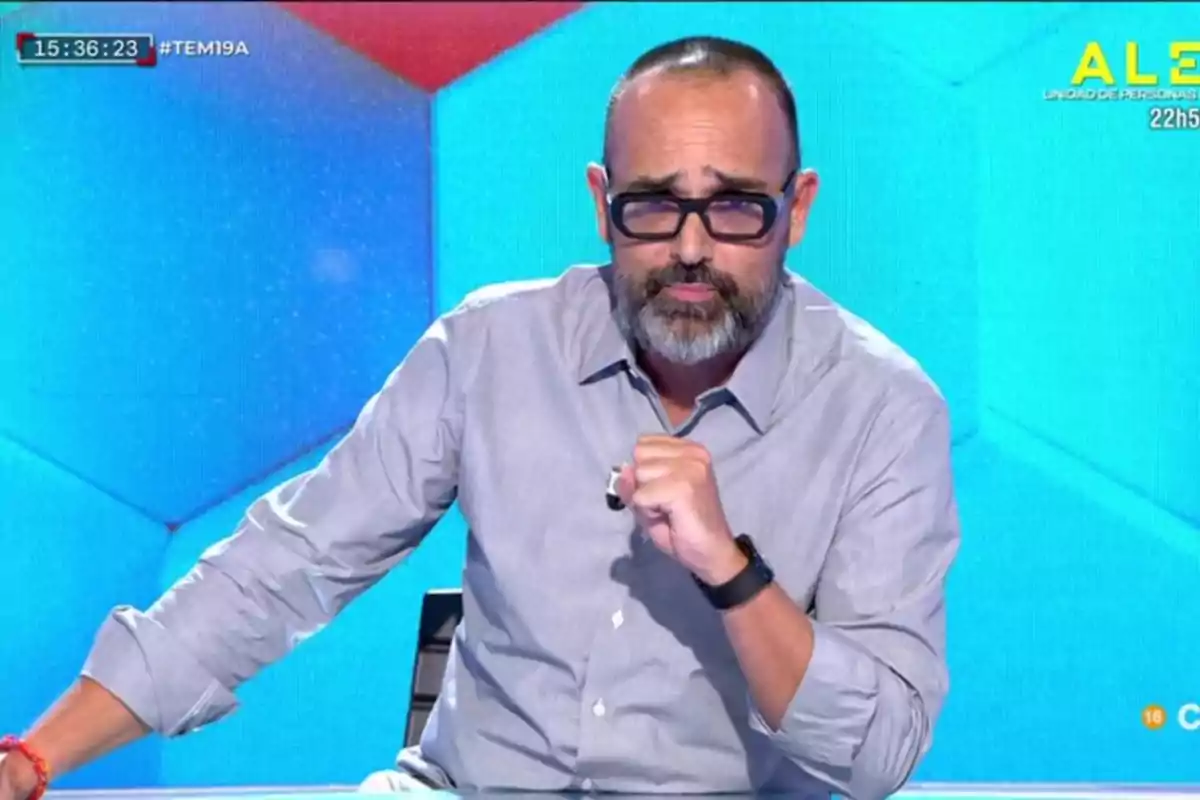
[16,32,158,66]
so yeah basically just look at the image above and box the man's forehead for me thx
[606,69,791,183]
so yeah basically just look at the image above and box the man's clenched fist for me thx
[616,435,748,586]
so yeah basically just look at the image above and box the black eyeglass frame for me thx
[606,171,798,243]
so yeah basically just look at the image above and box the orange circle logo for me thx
[1143,704,1168,730]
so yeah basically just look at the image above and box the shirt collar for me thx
[716,282,793,433]
[576,268,634,383]
[577,269,795,434]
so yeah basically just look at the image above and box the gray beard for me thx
[630,303,741,365]
[614,270,783,365]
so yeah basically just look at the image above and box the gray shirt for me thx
[83,264,960,800]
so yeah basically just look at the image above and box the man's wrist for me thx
[0,751,41,796]
[693,536,750,586]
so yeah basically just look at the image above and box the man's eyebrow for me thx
[612,168,774,195]
[617,172,683,193]
[705,168,772,192]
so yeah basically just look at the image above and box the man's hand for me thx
[0,752,40,800]
[616,435,748,585]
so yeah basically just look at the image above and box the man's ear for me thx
[586,162,612,244]
[787,168,820,247]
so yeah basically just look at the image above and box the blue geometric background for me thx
[1,0,1198,791]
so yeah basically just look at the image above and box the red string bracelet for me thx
[0,736,50,800]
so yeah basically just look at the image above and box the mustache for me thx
[642,261,740,299]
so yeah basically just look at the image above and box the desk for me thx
[43,784,1200,800]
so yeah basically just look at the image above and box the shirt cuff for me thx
[82,606,239,737]
[748,620,880,770]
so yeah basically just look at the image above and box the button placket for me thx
[576,589,631,783]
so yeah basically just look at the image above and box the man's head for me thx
[588,36,819,367]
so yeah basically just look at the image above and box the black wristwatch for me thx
[693,534,774,610]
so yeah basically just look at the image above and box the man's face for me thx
[588,68,818,365]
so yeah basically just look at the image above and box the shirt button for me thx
[611,610,623,629]
[592,699,606,717]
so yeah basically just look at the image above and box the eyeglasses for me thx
[607,172,797,243]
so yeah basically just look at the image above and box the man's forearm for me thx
[720,582,815,729]
[21,677,150,782]
[720,580,934,800]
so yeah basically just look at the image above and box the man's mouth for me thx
[660,283,718,302]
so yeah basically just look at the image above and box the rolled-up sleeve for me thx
[82,314,471,737]
[750,395,960,800]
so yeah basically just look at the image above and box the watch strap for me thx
[693,534,774,610]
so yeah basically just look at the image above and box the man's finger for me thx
[635,434,679,445]
[631,475,686,512]
[633,436,709,465]
[633,438,687,462]
[616,463,636,506]
[632,458,675,486]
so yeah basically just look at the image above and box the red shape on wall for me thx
[276,2,584,92]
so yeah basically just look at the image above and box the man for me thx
[0,36,959,800]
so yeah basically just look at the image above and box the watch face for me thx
[735,534,757,560]
[736,535,773,582]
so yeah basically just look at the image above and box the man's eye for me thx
[624,198,678,215]
[710,198,758,214]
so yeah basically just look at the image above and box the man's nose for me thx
[672,210,714,264]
